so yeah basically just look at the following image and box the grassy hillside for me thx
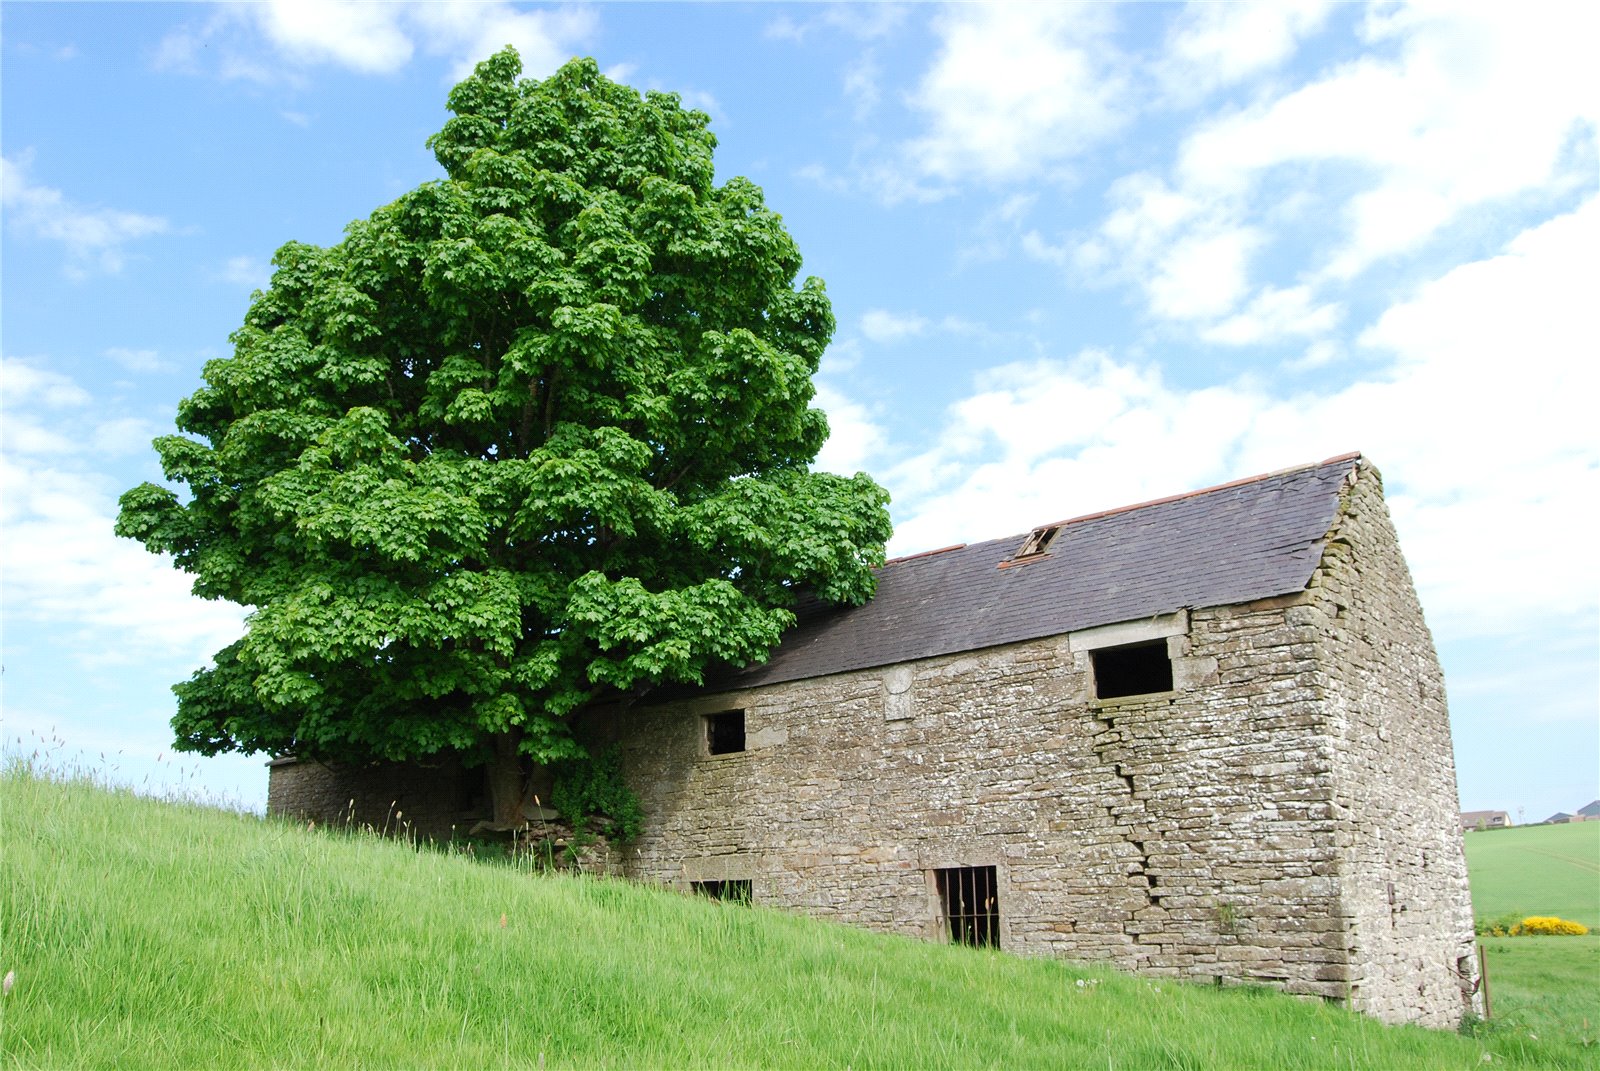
[1463,821,1600,1056]
[1463,821,1600,928]
[0,766,1589,1070]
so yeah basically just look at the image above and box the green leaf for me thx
[114,50,891,811]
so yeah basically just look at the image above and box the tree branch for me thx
[542,369,560,439]
[660,463,693,494]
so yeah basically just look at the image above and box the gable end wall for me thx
[1307,463,1480,1026]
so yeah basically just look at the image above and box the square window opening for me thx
[1092,640,1173,699]
[705,709,746,755]
[691,879,752,904]
[935,865,999,948]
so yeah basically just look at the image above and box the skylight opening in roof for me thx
[1013,525,1060,560]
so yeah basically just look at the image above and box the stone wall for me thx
[1306,463,1481,1026]
[597,598,1364,1000]
[264,461,1477,1026]
[267,755,625,874]
[267,753,482,842]
[580,464,1473,1025]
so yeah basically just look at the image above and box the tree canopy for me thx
[116,50,891,822]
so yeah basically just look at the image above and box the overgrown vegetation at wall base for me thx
[550,745,642,842]
[4,765,1593,1070]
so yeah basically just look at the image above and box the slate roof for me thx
[1579,800,1600,817]
[711,453,1362,691]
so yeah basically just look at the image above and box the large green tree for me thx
[117,51,891,825]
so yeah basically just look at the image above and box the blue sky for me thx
[3,2,1596,821]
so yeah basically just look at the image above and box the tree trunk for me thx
[486,730,525,827]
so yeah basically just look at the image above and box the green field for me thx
[1463,821,1600,1057]
[1463,821,1600,928]
[2,765,1594,1069]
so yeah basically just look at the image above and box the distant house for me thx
[270,454,1480,1028]
[1461,810,1511,830]
[1579,800,1600,818]
[1545,809,1600,824]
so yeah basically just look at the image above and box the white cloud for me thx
[1095,174,1200,258]
[1067,172,1269,323]
[1159,0,1334,99]
[856,161,951,205]
[1,154,169,278]
[1144,226,1263,322]
[1020,230,1073,271]
[959,194,1039,265]
[672,88,723,123]
[220,255,271,291]
[2,419,77,458]
[823,5,910,41]
[0,481,242,664]
[151,25,207,74]
[2,357,159,458]
[1202,285,1343,345]
[105,347,174,374]
[157,1,595,85]
[1061,173,1262,323]
[859,309,929,344]
[843,52,882,120]
[763,15,808,44]
[813,383,887,477]
[765,5,908,45]
[248,0,415,73]
[1062,4,1597,340]
[2,358,93,409]
[407,2,596,83]
[885,198,1600,641]
[1176,2,1600,278]
[91,417,164,457]
[1285,339,1342,372]
[904,4,1127,184]
[795,163,851,195]
[0,362,248,667]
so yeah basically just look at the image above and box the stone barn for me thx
[269,453,1481,1027]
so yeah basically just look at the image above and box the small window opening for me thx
[1013,524,1060,560]
[935,865,999,948]
[705,709,746,755]
[691,879,752,904]
[1092,640,1173,699]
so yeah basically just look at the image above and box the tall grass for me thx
[2,762,1588,1069]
